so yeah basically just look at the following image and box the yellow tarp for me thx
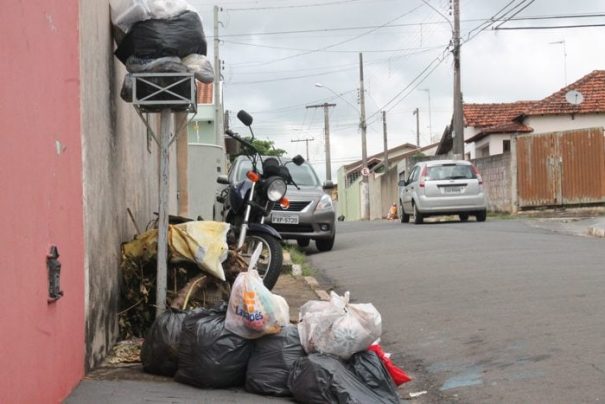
[122,221,230,281]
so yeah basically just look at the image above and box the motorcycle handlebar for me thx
[225,129,257,152]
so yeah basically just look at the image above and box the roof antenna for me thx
[549,40,567,86]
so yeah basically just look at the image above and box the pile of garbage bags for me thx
[110,0,214,103]
[141,286,411,403]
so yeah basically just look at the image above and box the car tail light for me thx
[419,165,428,188]
[246,170,261,182]
[470,164,483,185]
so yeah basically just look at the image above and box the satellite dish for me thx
[565,90,584,105]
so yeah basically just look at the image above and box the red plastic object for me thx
[368,344,412,385]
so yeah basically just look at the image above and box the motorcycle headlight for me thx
[266,177,287,202]
[315,194,334,211]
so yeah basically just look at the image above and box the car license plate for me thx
[443,186,462,193]
[272,214,299,224]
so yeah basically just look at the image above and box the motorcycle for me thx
[217,110,304,289]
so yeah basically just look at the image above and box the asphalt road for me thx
[307,218,605,403]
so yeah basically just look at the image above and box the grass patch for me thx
[284,244,315,276]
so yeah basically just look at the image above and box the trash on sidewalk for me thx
[298,291,382,360]
[140,308,188,376]
[122,221,229,281]
[175,303,254,388]
[225,248,290,339]
[409,390,428,398]
[349,350,400,402]
[369,343,412,386]
[245,325,306,396]
[287,353,399,404]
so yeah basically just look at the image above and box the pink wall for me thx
[0,0,85,402]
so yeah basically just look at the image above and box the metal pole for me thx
[213,5,222,145]
[421,88,432,143]
[382,111,388,170]
[323,103,332,181]
[452,0,464,156]
[359,52,370,220]
[156,108,171,317]
[306,103,335,181]
[291,137,314,162]
[413,108,420,147]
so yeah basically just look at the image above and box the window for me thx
[503,139,511,153]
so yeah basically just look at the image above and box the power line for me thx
[229,3,425,66]
[225,0,366,11]
[495,23,605,30]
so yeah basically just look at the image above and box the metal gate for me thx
[516,127,605,208]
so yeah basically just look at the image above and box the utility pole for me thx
[213,5,223,145]
[291,137,315,162]
[413,108,420,147]
[359,52,370,220]
[306,103,336,181]
[452,0,464,157]
[382,111,389,170]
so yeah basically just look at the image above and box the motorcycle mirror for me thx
[237,110,254,127]
[292,155,305,166]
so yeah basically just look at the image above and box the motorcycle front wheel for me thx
[240,234,283,290]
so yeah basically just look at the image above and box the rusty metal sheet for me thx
[560,127,605,204]
[517,133,558,207]
[517,127,605,208]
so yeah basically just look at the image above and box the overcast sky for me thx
[189,0,605,182]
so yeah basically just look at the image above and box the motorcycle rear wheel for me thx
[240,234,283,290]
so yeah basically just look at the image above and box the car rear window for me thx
[427,164,476,180]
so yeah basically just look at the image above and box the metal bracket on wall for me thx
[47,246,63,303]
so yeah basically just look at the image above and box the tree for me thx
[241,137,286,157]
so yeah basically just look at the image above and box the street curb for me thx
[588,226,605,238]
[303,276,330,301]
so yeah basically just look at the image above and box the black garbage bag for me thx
[115,11,207,64]
[174,303,253,389]
[287,354,391,404]
[245,325,306,396]
[140,308,187,376]
[348,351,400,403]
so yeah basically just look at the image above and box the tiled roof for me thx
[518,70,605,117]
[465,122,533,143]
[464,101,538,128]
[196,81,213,104]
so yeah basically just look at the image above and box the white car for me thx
[399,160,487,224]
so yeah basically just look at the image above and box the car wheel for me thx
[413,203,424,225]
[297,238,310,248]
[400,202,410,223]
[316,236,335,252]
[459,214,469,222]
[476,210,487,222]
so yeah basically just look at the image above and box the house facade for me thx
[462,70,605,159]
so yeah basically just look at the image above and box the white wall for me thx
[471,134,511,159]
[527,113,605,134]
[188,144,225,220]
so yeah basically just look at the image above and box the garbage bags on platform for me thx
[140,308,187,376]
[298,291,382,360]
[115,11,207,64]
[245,325,306,396]
[175,303,253,388]
[110,0,199,34]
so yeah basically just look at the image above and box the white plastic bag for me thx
[182,54,214,84]
[298,291,382,360]
[110,0,197,33]
[225,270,289,339]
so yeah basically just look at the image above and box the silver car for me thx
[270,160,336,251]
[399,160,487,224]
[220,156,336,251]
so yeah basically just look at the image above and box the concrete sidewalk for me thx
[66,274,323,404]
